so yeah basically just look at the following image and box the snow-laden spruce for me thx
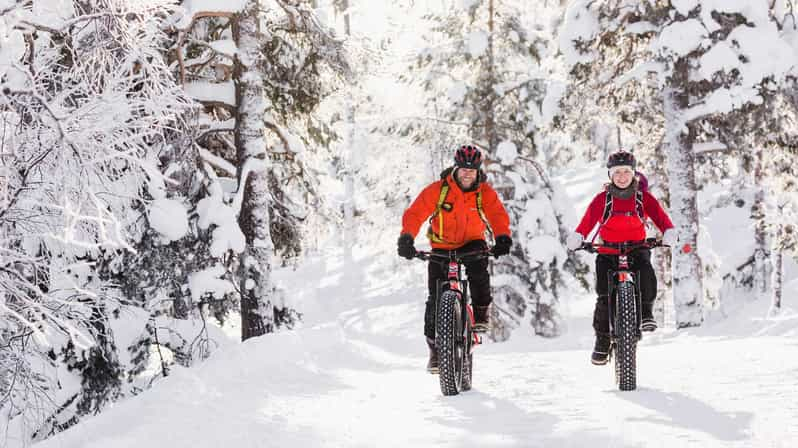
[0,0,192,442]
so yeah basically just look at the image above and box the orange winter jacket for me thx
[401,169,511,250]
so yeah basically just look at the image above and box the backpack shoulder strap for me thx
[635,189,644,220]
[601,189,645,224]
[436,180,450,212]
[427,180,450,243]
[601,190,613,224]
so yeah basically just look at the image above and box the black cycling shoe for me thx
[426,337,439,374]
[473,305,490,333]
[641,317,657,332]
[641,303,657,332]
[591,334,611,365]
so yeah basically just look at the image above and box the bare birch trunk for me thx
[485,0,498,153]
[651,144,672,327]
[752,145,770,300]
[342,0,356,265]
[664,57,703,328]
[770,221,784,316]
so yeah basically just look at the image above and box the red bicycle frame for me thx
[417,250,491,347]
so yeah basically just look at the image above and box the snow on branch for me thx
[172,1,247,30]
[269,0,353,81]
[693,141,729,153]
[197,182,246,257]
[264,113,305,154]
[187,38,237,59]
[184,80,236,107]
[230,156,268,214]
[47,193,137,253]
[615,61,663,87]
[199,147,237,176]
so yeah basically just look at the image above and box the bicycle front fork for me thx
[607,271,643,339]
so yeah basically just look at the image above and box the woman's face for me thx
[611,167,634,189]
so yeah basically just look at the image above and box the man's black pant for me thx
[424,240,490,339]
[593,248,656,335]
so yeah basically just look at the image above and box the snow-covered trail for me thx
[31,163,798,448]
[34,253,798,448]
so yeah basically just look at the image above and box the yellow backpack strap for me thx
[427,183,450,243]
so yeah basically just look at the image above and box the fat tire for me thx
[461,316,473,391]
[437,290,464,396]
[614,281,638,391]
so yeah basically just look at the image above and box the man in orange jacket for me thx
[398,145,512,373]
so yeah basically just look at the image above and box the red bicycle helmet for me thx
[454,145,483,169]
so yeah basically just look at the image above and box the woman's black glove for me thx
[492,235,512,258]
[397,233,416,260]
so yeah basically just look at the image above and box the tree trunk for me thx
[770,223,783,316]
[664,57,703,328]
[484,0,498,153]
[651,146,673,327]
[234,0,275,341]
[342,0,356,265]
[751,144,770,300]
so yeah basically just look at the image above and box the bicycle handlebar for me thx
[575,237,667,254]
[414,248,493,264]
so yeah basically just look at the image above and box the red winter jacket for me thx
[402,171,510,250]
[575,188,673,254]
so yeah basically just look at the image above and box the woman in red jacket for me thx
[566,150,677,365]
[397,145,512,373]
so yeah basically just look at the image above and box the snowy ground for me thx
[31,165,798,448]
[32,260,798,448]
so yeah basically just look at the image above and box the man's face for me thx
[611,166,634,189]
[456,167,478,189]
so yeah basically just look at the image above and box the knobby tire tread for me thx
[437,291,463,396]
[614,281,638,391]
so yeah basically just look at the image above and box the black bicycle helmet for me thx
[607,150,636,170]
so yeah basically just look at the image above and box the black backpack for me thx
[601,186,645,225]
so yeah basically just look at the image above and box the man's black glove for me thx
[492,235,512,258]
[397,233,416,260]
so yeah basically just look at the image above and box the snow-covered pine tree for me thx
[560,0,798,327]
[762,71,798,315]
[0,0,190,440]
[401,0,585,338]
[305,0,436,265]
[171,0,350,340]
[768,140,798,315]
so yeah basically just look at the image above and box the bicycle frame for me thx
[576,237,668,390]
[416,249,491,349]
[579,238,666,338]
[608,254,642,340]
[415,249,491,395]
